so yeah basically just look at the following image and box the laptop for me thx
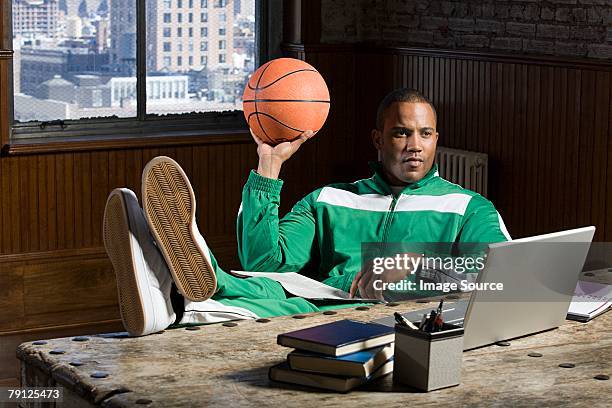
[373,226,595,350]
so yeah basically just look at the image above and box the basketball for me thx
[242,58,330,145]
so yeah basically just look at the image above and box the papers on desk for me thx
[566,280,612,322]
[230,270,379,302]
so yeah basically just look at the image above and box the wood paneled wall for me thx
[0,145,258,257]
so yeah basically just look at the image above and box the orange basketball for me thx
[242,58,330,145]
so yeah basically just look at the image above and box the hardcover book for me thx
[277,319,395,356]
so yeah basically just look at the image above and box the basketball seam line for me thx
[254,62,274,144]
[243,99,330,103]
[248,111,320,135]
[247,60,272,89]
[247,69,318,91]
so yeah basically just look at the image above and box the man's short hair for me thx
[376,88,437,130]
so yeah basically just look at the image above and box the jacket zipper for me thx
[381,195,399,243]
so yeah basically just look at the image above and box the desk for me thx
[18,271,611,407]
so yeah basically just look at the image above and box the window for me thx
[219,12,226,22]
[215,0,227,7]
[10,0,261,141]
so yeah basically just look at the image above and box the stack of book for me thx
[269,319,395,392]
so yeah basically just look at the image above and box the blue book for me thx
[287,343,394,377]
[277,319,395,356]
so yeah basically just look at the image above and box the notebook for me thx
[287,343,394,377]
[566,280,612,322]
[277,319,395,356]
[269,358,394,392]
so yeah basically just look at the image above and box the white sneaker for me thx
[141,156,217,302]
[103,188,176,336]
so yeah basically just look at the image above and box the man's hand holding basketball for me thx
[251,128,314,179]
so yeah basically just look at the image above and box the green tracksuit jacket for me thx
[237,162,511,294]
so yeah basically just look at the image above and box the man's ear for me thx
[371,129,383,151]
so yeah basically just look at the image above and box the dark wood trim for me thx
[0,0,9,50]
[283,0,301,44]
[0,318,123,337]
[304,43,612,71]
[0,57,10,147]
[0,247,107,264]
[4,130,253,155]
[281,43,305,59]
[0,233,239,263]
[136,0,147,121]
[258,0,270,64]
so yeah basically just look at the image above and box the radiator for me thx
[436,146,488,197]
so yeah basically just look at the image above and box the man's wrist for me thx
[257,155,284,179]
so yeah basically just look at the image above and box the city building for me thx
[19,46,110,94]
[14,73,192,122]
[93,17,110,52]
[141,0,235,73]
[12,0,61,38]
[109,0,136,71]
[111,75,189,107]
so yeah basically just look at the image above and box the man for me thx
[104,88,509,336]
[238,88,510,299]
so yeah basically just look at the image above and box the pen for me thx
[394,312,419,330]
[435,299,444,331]
[429,310,439,333]
[437,299,444,315]
[418,313,428,331]
[434,311,444,332]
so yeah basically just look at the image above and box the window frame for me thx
[5,0,269,151]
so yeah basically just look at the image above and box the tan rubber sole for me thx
[141,156,217,302]
[103,189,145,336]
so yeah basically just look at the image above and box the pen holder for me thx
[393,323,464,392]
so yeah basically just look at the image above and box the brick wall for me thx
[321,0,612,60]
